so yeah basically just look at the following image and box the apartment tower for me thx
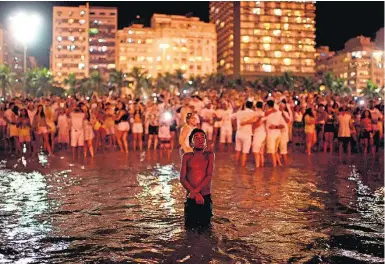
[209,1,316,78]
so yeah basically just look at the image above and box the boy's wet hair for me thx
[189,128,206,147]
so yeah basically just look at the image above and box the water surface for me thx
[0,151,383,263]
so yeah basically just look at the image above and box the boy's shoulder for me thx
[204,151,215,159]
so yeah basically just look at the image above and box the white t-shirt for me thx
[200,108,215,125]
[158,124,171,139]
[28,109,37,125]
[214,108,225,127]
[70,112,85,131]
[253,109,266,134]
[221,108,233,130]
[369,108,382,131]
[190,100,205,115]
[265,110,286,137]
[338,114,351,137]
[232,108,256,136]
[281,111,292,140]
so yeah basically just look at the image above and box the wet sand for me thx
[0,150,383,263]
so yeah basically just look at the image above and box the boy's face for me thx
[192,132,206,149]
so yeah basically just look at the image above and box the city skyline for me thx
[0,1,383,67]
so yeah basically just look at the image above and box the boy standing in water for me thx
[180,128,215,228]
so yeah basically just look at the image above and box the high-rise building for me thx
[51,4,90,85]
[89,6,117,76]
[116,13,216,79]
[315,34,384,94]
[315,46,335,77]
[51,4,117,85]
[209,1,316,78]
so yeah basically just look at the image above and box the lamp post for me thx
[9,12,41,73]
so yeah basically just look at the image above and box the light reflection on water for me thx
[0,151,383,263]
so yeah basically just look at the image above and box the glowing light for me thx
[183,90,187,94]
[242,36,250,43]
[163,112,172,122]
[359,100,365,106]
[159,43,169,49]
[283,58,291,65]
[9,12,41,44]
[274,51,281,57]
[253,8,261,14]
[273,30,281,36]
[263,44,270,50]
[274,9,282,16]
[263,36,271,43]
[262,64,272,72]
[243,57,250,62]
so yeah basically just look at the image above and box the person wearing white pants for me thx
[219,103,233,152]
[232,101,256,167]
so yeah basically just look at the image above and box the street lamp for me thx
[9,12,41,72]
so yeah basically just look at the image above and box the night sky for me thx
[0,1,383,67]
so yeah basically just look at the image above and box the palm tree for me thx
[300,76,317,93]
[23,69,35,96]
[0,64,15,98]
[77,78,93,97]
[261,76,279,91]
[155,72,173,91]
[361,80,381,99]
[109,69,125,95]
[90,70,103,95]
[278,72,295,91]
[127,67,148,99]
[30,68,52,97]
[205,72,225,90]
[64,73,78,95]
[172,69,186,93]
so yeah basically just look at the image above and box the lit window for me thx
[295,17,301,23]
[253,29,260,35]
[263,44,270,50]
[101,46,107,52]
[283,58,291,65]
[57,45,62,50]
[256,1,260,4]
[80,10,85,16]
[225,63,230,69]
[220,22,225,28]
[274,9,282,16]
[128,30,133,34]
[57,63,62,68]
[89,46,94,52]
[157,56,161,61]
[147,57,153,62]
[262,64,272,72]
[146,39,153,44]
[80,19,86,25]
[284,24,289,30]
[58,72,62,76]
[220,59,225,66]
[262,36,271,43]
[68,36,75,42]
[253,8,261,14]
[242,36,250,43]
[81,55,85,61]
[264,23,270,30]
[57,36,62,42]
[216,20,220,25]
[98,39,104,43]
[274,51,281,57]
[283,44,292,51]
[305,24,311,29]
[68,18,74,24]
[78,63,85,70]
[166,55,171,60]
[244,57,250,62]
[273,30,281,36]
[127,38,133,43]
[181,65,187,70]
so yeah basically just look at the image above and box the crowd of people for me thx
[0,88,383,167]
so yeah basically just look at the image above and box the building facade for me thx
[209,1,316,78]
[116,13,216,79]
[315,33,384,94]
[51,4,117,85]
[89,6,117,76]
[51,4,90,85]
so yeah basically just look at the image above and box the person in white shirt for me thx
[278,101,292,165]
[70,105,86,159]
[219,102,233,152]
[369,101,382,153]
[200,103,215,146]
[241,101,266,168]
[213,101,224,148]
[337,107,352,156]
[265,100,286,168]
[231,101,256,167]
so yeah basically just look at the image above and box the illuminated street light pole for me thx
[9,12,41,73]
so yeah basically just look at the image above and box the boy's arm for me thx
[180,153,195,194]
[193,152,215,193]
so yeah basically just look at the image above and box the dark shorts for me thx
[149,125,159,135]
[170,121,177,132]
[361,130,372,139]
[293,121,303,129]
[324,123,335,133]
[184,194,212,229]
